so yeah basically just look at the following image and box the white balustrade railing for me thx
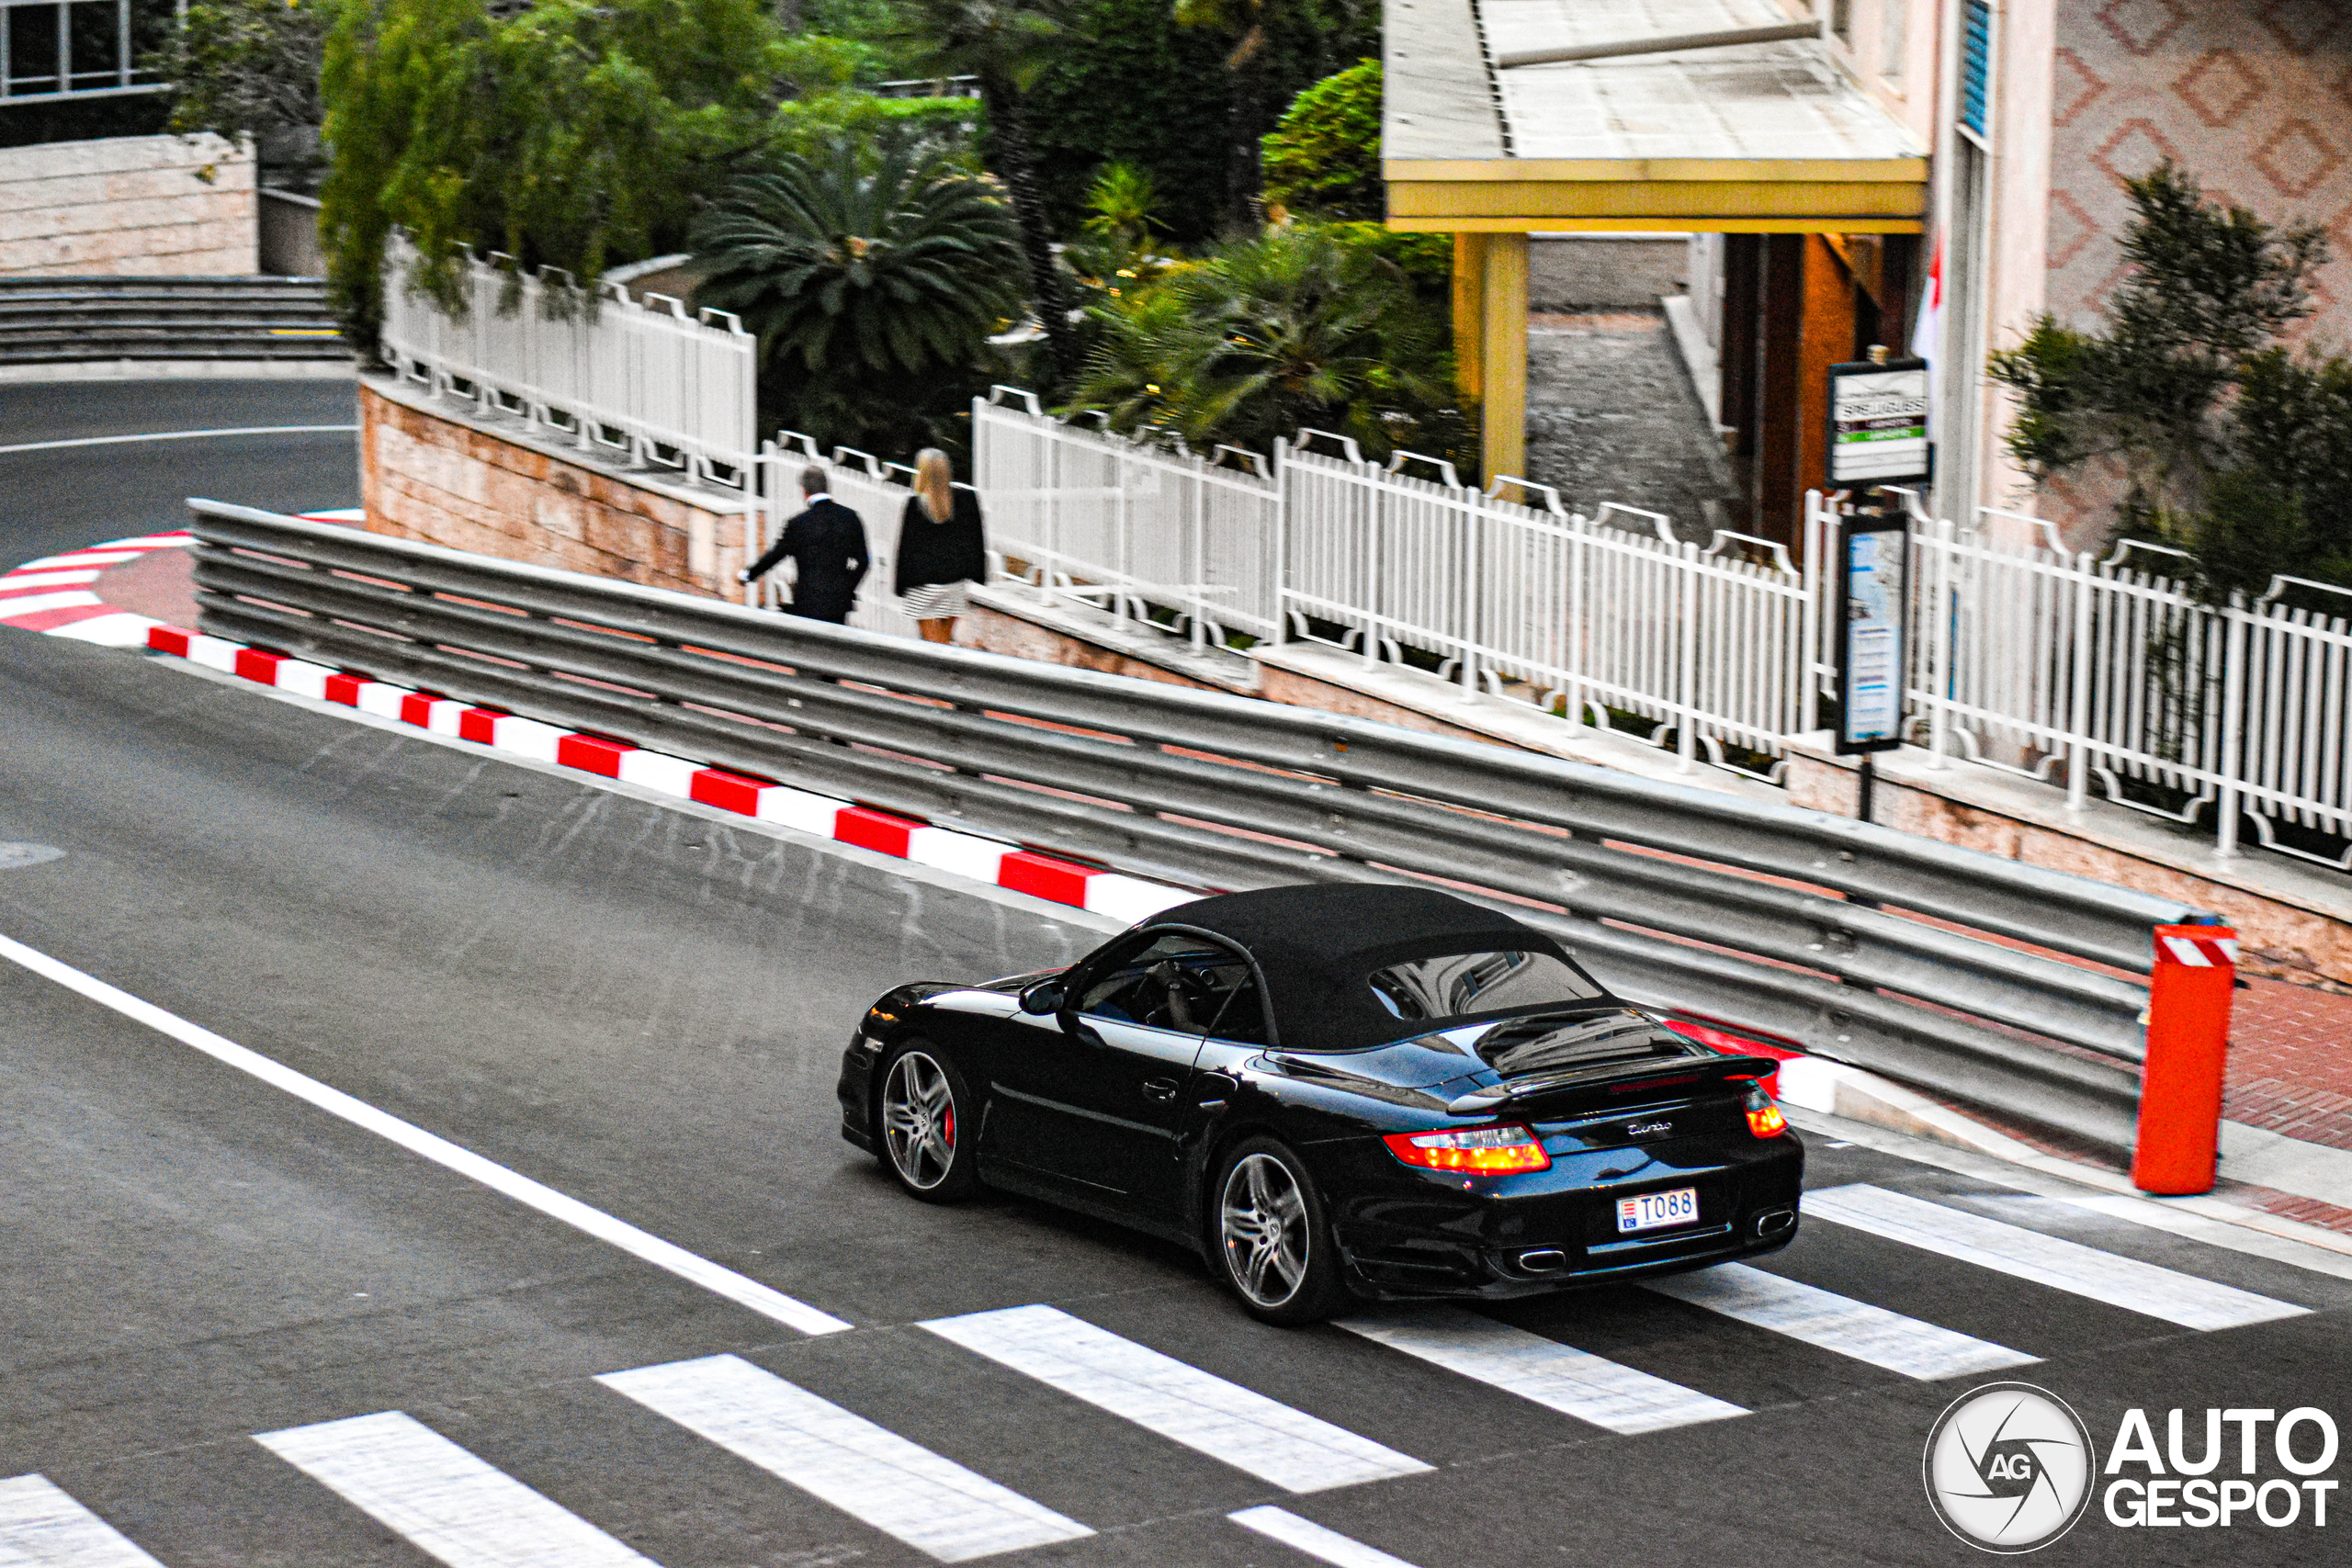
[1904,501,2352,871]
[379,235,758,490]
[974,389,1283,651]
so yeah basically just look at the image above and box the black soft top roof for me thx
[1141,884,1587,1052]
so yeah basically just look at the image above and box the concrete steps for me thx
[0,276,347,367]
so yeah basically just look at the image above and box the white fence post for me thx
[2216,591,2249,857]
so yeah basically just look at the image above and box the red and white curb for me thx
[0,528,195,644]
[139,623,1196,927]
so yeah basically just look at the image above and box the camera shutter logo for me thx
[1924,1383,2098,1552]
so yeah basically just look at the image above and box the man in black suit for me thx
[739,466,870,624]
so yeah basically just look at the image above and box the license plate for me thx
[1617,1187,1700,1233]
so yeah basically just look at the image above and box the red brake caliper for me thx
[943,1103,955,1148]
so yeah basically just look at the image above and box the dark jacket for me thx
[894,489,988,596]
[747,497,870,624]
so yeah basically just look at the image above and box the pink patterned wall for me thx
[2041,1,2352,533]
[2051,2,2352,333]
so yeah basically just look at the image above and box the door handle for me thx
[1141,1077,1180,1102]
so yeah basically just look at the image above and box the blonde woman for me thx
[894,448,987,644]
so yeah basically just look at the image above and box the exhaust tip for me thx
[1517,1248,1568,1273]
[1753,1207,1797,1239]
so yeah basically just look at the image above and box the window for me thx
[1077,933,1262,1038]
[1960,0,1993,141]
[1365,949,1602,1024]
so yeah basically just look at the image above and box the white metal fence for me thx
[976,391,1821,775]
[1904,501,2352,871]
[975,389,1283,653]
[379,236,759,490]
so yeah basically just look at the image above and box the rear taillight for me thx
[1384,1123,1552,1173]
[1745,1083,1787,1138]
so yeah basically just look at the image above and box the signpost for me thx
[1827,355,1932,489]
[1827,351,1928,825]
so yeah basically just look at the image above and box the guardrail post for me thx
[2131,925,2239,1195]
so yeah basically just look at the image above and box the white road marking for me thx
[922,1304,1429,1493]
[255,1411,655,1568]
[0,424,358,456]
[1645,1263,2038,1379]
[0,1475,168,1567]
[0,592,104,619]
[12,554,143,571]
[1229,1506,1424,1568]
[0,570,103,592]
[600,1354,1091,1562]
[0,929,851,1337]
[1806,1183,2308,1330]
[2061,1193,2352,1282]
[1337,1307,1745,1434]
[48,614,162,648]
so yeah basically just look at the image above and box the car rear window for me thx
[1366,949,1602,1023]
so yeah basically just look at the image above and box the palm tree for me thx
[691,133,1024,446]
[1069,222,1458,461]
[875,0,1080,377]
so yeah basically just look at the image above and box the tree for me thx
[319,0,787,344]
[1989,162,2346,592]
[1260,57,1378,222]
[693,131,1025,452]
[151,0,331,187]
[1174,0,1369,232]
[871,0,1082,377]
[1067,221,1463,463]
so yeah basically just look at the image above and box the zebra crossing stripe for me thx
[921,1304,1430,1493]
[254,1411,659,1568]
[0,1475,167,1568]
[1645,1263,2039,1379]
[598,1354,1091,1562]
[1337,1307,1745,1434]
[1806,1184,2310,1330]
[1230,1506,1424,1568]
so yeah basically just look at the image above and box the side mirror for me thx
[1017,977,1066,1016]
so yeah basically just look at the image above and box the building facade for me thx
[1385,0,2352,552]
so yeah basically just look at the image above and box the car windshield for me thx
[1365,948,1602,1023]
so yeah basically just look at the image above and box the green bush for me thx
[1988,162,2348,594]
[1066,220,1464,463]
[693,130,1025,454]
[321,0,797,344]
[1261,57,1379,222]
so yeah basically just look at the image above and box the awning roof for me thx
[1385,0,1928,232]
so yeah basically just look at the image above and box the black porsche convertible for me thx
[838,884,1803,1324]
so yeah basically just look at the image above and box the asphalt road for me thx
[2,381,2348,1567]
[1,378,360,571]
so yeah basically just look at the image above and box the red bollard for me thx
[2132,925,2239,1195]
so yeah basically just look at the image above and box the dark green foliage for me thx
[1067,221,1464,463]
[693,134,1025,454]
[1019,0,1371,244]
[1987,162,2346,594]
[320,0,794,344]
[151,0,329,148]
[1261,57,1379,222]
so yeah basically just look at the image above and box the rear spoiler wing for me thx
[1446,1054,1779,1118]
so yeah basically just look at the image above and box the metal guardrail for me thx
[187,502,2224,1151]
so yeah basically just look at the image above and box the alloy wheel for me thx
[881,1050,957,1190]
[1219,1152,1309,1307]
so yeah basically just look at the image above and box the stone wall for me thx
[0,133,255,277]
[358,378,754,600]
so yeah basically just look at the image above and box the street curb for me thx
[136,619,1201,930]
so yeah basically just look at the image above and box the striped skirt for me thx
[900,580,971,620]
